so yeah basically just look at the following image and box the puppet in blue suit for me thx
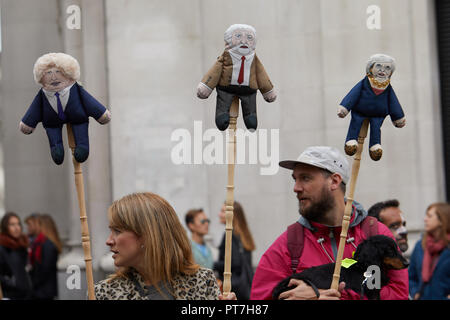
[337,54,405,161]
[19,53,111,165]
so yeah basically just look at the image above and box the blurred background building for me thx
[0,0,448,299]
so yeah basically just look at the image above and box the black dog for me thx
[272,235,408,300]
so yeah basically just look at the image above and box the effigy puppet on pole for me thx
[19,52,111,300]
[197,24,276,297]
[337,54,405,161]
[331,53,405,290]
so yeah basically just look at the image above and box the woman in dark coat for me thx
[214,201,255,300]
[0,212,32,299]
[409,203,450,300]
[28,214,60,300]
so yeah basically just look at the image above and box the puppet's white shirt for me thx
[43,83,76,114]
[229,50,255,86]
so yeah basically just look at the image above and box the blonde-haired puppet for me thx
[338,54,405,161]
[19,53,111,165]
[197,24,276,131]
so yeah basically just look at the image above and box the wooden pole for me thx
[66,124,96,300]
[0,282,3,299]
[222,97,239,297]
[330,119,369,290]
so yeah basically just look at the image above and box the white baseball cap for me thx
[279,146,350,184]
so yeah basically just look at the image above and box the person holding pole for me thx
[250,146,409,300]
[95,192,236,300]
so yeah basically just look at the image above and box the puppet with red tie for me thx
[197,24,276,131]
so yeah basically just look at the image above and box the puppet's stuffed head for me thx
[224,24,256,56]
[34,52,80,92]
[366,54,396,87]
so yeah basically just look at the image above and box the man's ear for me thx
[329,173,343,191]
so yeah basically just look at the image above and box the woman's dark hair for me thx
[1,212,22,236]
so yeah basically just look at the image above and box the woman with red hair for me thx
[409,203,450,299]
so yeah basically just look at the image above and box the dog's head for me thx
[353,235,409,270]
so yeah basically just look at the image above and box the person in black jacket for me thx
[214,201,255,300]
[0,212,32,299]
[27,214,59,300]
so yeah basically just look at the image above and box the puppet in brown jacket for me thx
[197,24,276,131]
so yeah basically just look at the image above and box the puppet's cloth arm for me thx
[255,55,274,95]
[20,91,44,133]
[388,88,405,127]
[200,53,225,90]
[339,78,365,112]
[77,84,111,124]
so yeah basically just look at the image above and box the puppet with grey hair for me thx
[197,24,276,131]
[337,54,405,161]
[19,52,111,165]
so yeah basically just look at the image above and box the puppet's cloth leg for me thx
[216,89,234,131]
[71,122,90,163]
[45,126,65,165]
[346,111,366,143]
[368,117,385,148]
[239,92,257,131]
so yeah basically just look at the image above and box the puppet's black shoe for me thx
[244,114,257,132]
[74,146,89,163]
[215,113,230,131]
[51,145,65,165]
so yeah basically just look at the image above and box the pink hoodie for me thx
[250,213,409,300]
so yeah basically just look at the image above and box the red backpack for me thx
[287,216,379,274]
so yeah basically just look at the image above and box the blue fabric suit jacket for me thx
[21,83,107,164]
[340,76,405,146]
[340,76,404,120]
[22,83,106,129]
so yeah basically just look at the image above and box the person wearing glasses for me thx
[185,209,215,270]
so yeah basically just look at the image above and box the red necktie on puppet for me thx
[237,56,245,84]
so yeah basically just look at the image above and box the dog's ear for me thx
[378,236,409,269]
[383,257,406,269]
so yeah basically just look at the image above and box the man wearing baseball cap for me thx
[250,146,409,300]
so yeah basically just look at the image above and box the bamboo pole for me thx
[222,97,239,297]
[331,119,369,290]
[66,124,96,300]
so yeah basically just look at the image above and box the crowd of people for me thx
[0,146,449,300]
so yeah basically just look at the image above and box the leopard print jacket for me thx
[94,267,221,300]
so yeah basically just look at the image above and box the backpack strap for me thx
[287,222,304,274]
[361,216,379,238]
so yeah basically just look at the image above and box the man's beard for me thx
[298,186,335,222]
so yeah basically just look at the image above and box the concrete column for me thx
[0,0,70,236]
[56,0,113,298]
